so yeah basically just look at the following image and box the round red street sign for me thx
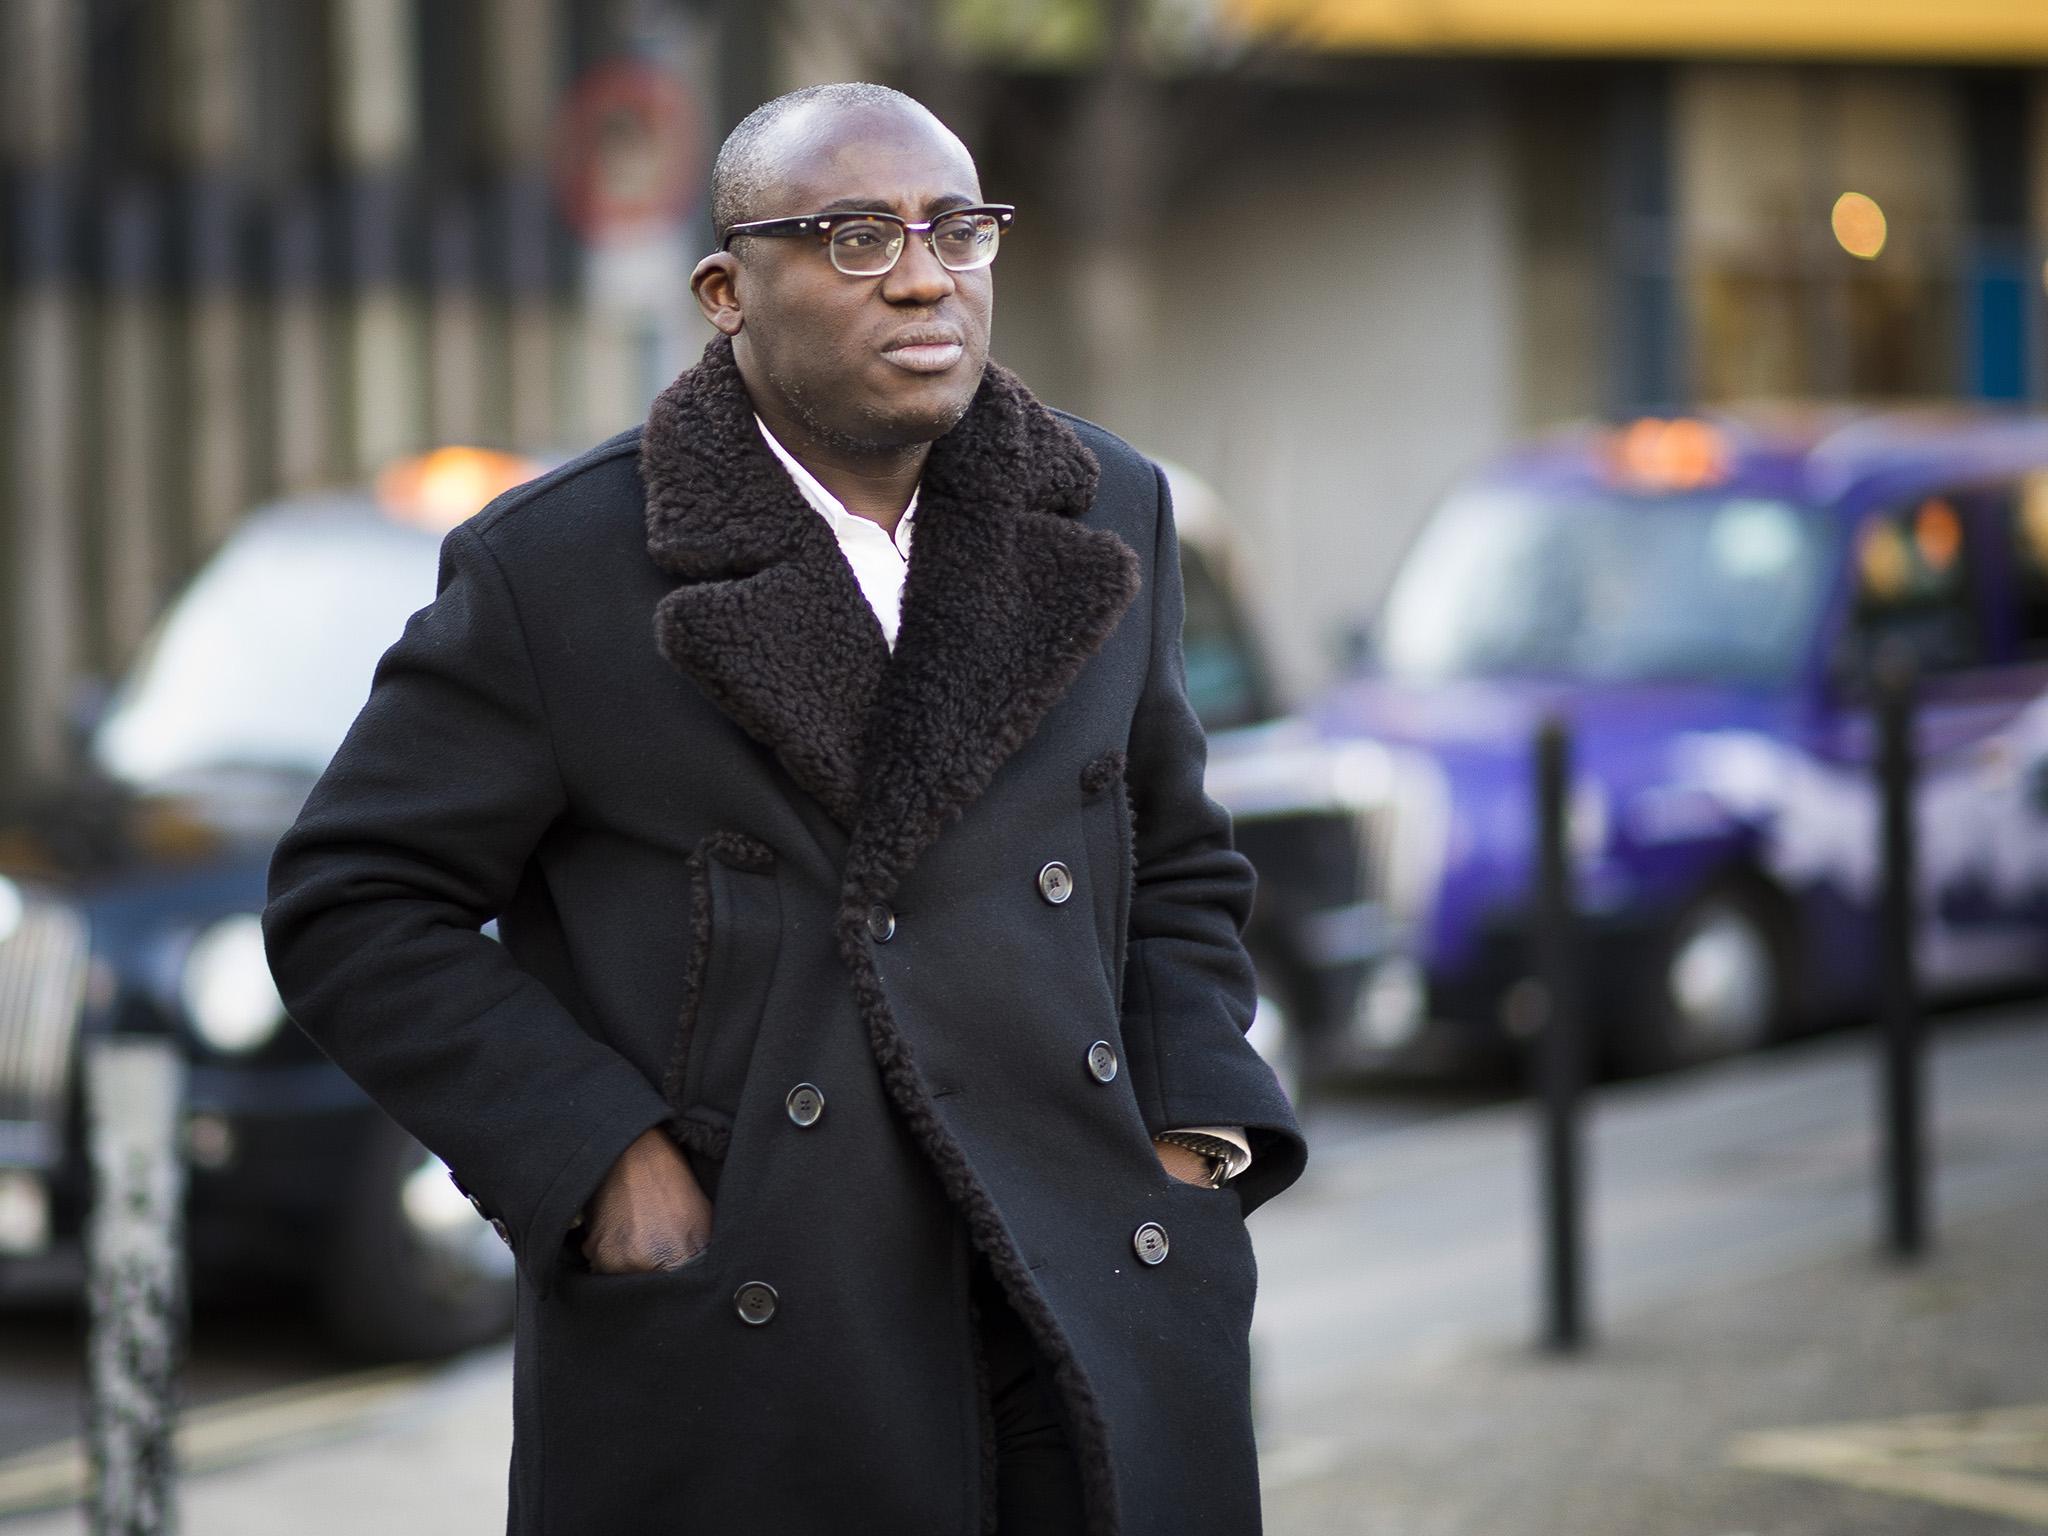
[554,59,701,242]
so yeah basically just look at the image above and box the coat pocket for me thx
[661,832,780,1166]
[1078,748,1136,1011]
[535,1252,735,1528]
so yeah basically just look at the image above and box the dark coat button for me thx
[866,903,896,942]
[1133,1222,1169,1265]
[734,1281,779,1325]
[489,1217,511,1247]
[1086,1040,1119,1083]
[786,1082,824,1126]
[1037,861,1074,905]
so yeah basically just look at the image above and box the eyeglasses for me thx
[719,204,1015,277]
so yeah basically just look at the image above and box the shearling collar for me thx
[639,334,1139,898]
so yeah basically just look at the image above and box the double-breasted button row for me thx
[785,1082,824,1126]
[873,864,1076,928]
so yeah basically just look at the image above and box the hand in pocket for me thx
[580,1127,716,1273]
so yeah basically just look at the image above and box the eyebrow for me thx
[811,192,979,217]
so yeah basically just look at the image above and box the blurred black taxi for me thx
[0,448,544,1358]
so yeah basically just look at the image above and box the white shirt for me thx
[755,414,916,648]
[753,415,1252,1180]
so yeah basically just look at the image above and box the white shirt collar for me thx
[753,414,916,560]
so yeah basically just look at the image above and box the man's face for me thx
[700,104,994,453]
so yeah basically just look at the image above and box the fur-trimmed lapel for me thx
[639,335,1140,883]
[641,337,885,828]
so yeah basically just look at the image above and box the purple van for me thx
[1312,410,2048,1075]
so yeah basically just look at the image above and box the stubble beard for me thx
[771,361,981,463]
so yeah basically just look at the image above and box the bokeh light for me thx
[1857,518,1911,600]
[1831,191,1888,259]
[1914,497,1962,573]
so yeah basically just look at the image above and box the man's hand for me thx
[1153,1136,1218,1188]
[580,1126,714,1273]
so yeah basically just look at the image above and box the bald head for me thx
[711,83,969,242]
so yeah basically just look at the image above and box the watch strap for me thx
[1155,1130,1237,1187]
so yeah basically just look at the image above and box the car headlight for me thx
[180,914,286,1053]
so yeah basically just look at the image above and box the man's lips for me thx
[880,328,966,374]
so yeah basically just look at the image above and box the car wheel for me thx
[1619,888,1784,1075]
[314,1115,515,1361]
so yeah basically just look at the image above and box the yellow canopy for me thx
[1223,0,2048,62]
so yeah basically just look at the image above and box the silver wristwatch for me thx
[1155,1130,1237,1188]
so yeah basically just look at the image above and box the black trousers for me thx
[970,1249,1087,1534]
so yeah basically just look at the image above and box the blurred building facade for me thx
[0,0,737,791]
[6,0,2048,792]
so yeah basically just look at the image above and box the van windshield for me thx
[1373,488,1833,685]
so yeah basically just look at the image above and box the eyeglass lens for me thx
[827,212,1002,276]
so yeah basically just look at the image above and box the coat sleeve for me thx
[261,518,674,1296]
[1118,462,1308,1216]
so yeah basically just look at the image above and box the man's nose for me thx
[879,232,956,304]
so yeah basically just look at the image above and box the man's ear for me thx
[691,253,744,336]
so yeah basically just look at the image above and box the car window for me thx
[2003,472,2048,660]
[92,511,442,784]
[1845,493,1984,676]
[1179,543,1267,732]
[1374,488,1831,685]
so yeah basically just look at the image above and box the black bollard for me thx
[1874,646,1927,1259]
[1533,715,1589,1350]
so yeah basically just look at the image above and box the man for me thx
[263,82,1305,1535]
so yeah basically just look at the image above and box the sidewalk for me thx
[1261,1186,2048,1535]
[4,1008,2044,1535]
[1254,1006,2048,1534]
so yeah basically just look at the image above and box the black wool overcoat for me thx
[262,334,1308,1536]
